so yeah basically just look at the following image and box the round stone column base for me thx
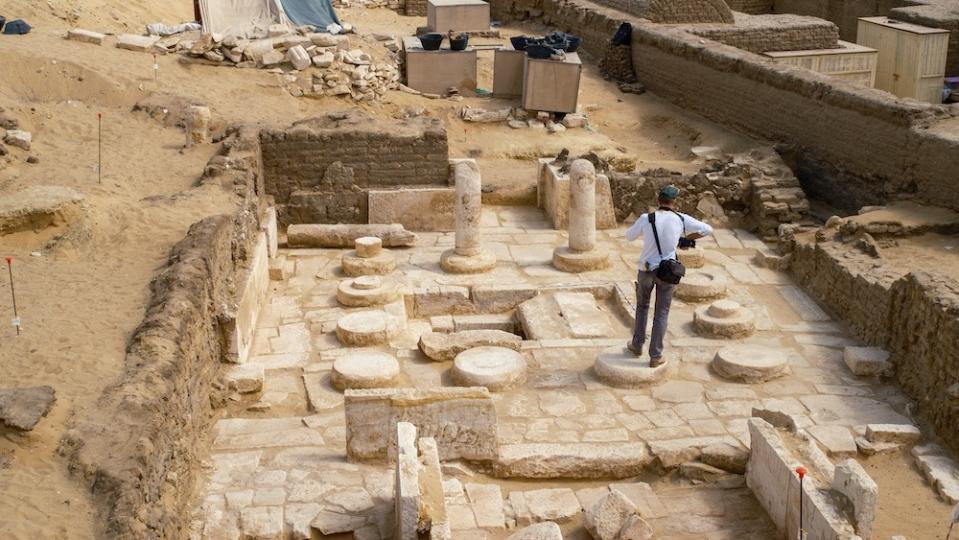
[677,247,705,268]
[342,251,396,277]
[440,249,497,274]
[675,269,728,302]
[711,345,789,383]
[593,346,676,388]
[552,246,610,273]
[452,346,527,391]
[331,350,401,390]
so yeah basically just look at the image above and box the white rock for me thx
[561,114,587,128]
[506,522,563,540]
[522,488,581,523]
[239,506,284,540]
[66,29,105,45]
[3,130,31,151]
[225,364,264,394]
[843,346,892,377]
[116,34,160,52]
[260,49,285,67]
[584,489,636,540]
[287,45,311,70]
[865,424,921,444]
[831,459,878,540]
[807,425,858,457]
[313,51,335,67]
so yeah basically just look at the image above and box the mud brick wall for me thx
[259,118,449,225]
[689,14,840,53]
[629,23,959,212]
[727,0,773,13]
[791,238,959,453]
[406,0,428,16]
[61,130,262,539]
[888,272,959,452]
[592,0,734,23]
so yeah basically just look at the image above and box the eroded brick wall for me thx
[727,0,774,13]
[259,116,449,225]
[689,14,840,52]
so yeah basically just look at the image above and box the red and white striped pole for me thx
[5,257,20,336]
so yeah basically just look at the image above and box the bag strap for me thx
[662,208,686,233]
[648,212,664,256]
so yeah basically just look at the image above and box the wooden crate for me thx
[522,53,582,114]
[427,0,490,33]
[403,37,477,94]
[493,46,524,97]
[764,41,878,87]
[856,16,948,103]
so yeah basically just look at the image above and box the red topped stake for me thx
[5,256,19,336]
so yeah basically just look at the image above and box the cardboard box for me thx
[427,0,490,33]
[404,36,478,94]
[522,52,582,113]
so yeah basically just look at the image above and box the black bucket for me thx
[566,36,581,52]
[450,33,469,51]
[419,33,443,50]
[525,44,554,59]
[510,35,529,50]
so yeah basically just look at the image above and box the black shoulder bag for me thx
[649,212,686,284]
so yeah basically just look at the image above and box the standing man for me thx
[624,185,713,367]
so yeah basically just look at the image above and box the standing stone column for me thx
[553,159,610,272]
[185,105,211,147]
[441,160,496,273]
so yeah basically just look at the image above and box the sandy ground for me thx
[0,1,952,539]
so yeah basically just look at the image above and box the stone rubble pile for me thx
[460,107,589,132]
[0,108,37,166]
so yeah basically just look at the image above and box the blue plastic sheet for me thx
[279,0,340,29]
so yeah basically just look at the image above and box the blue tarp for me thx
[279,0,340,29]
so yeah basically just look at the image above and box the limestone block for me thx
[345,387,497,462]
[331,350,401,390]
[395,422,420,540]
[452,313,515,333]
[693,299,755,338]
[66,29,105,45]
[593,346,674,388]
[116,34,160,52]
[831,459,878,540]
[522,489,581,523]
[674,269,728,302]
[648,436,730,468]
[239,506,284,540]
[336,310,397,346]
[185,106,212,146]
[854,436,900,456]
[464,483,505,529]
[452,346,527,391]
[310,509,370,535]
[865,424,921,444]
[336,276,400,307]
[712,345,789,383]
[407,286,471,317]
[506,522,563,540]
[584,489,636,540]
[554,292,614,338]
[470,284,538,313]
[608,483,668,519]
[225,364,265,394]
[287,45,311,70]
[807,425,858,457]
[418,330,522,361]
[914,452,959,504]
[0,386,56,431]
[262,207,278,258]
[418,437,450,534]
[676,247,705,268]
[700,442,749,474]
[493,443,651,479]
[843,346,892,377]
[368,188,455,232]
[618,515,654,539]
[288,223,416,248]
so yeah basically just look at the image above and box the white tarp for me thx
[199,0,294,38]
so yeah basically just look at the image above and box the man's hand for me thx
[678,237,696,250]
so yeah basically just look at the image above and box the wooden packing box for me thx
[522,52,582,114]
[403,36,478,95]
[493,45,524,97]
[764,40,878,88]
[427,0,490,33]
[856,16,948,103]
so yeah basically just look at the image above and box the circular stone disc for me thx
[336,310,391,346]
[332,350,400,390]
[712,345,788,383]
[355,236,383,258]
[675,270,728,302]
[452,346,527,391]
[707,299,742,318]
[593,346,674,388]
[352,275,382,290]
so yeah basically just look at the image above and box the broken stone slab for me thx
[806,425,858,457]
[345,387,497,463]
[618,515,654,539]
[239,506,284,539]
[418,330,522,362]
[914,453,959,504]
[700,442,749,474]
[288,223,416,248]
[0,386,56,431]
[418,437,450,537]
[584,488,637,540]
[407,286,471,318]
[225,364,265,394]
[865,424,921,444]
[470,284,538,313]
[492,443,651,479]
[464,483,505,529]
[831,459,878,540]
[648,436,731,468]
[506,522,563,540]
[843,346,892,377]
[3,130,31,151]
[521,488,581,523]
[854,437,900,456]
[116,34,161,52]
[461,107,512,123]
[66,29,105,45]
[395,422,419,540]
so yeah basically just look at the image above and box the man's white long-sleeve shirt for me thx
[625,210,713,271]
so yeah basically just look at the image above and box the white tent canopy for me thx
[199,0,295,38]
